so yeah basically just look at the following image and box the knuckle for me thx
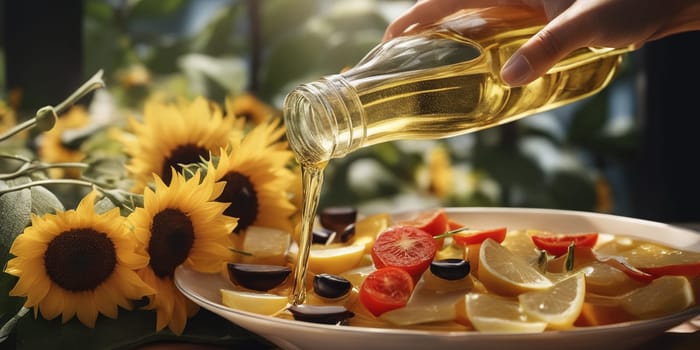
[533,27,564,57]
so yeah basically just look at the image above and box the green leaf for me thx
[82,157,131,189]
[548,171,597,211]
[188,5,244,56]
[30,186,65,216]
[567,93,608,145]
[13,308,269,350]
[0,178,31,346]
[0,179,31,263]
[96,189,144,216]
[178,53,248,98]
[128,0,187,18]
[473,146,545,189]
[261,0,321,42]
[259,29,327,99]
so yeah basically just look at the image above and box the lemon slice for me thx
[351,213,391,253]
[519,272,586,329]
[618,243,700,269]
[464,293,547,333]
[478,238,553,296]
[501,229,540,263]
[239,226,291,266]
[220,289,289,315]
[620,275,695,319]
[308,243,366,275]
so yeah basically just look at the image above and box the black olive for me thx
[227,263,291,291]
[312,228,337,244]
[313,273,352,299]
[288,304,355,324]
[338,223,356,243]
[430,259,470,281]
[319,207,357,235]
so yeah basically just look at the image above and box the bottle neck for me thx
[283,74,365,165]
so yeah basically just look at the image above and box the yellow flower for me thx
[37,106,89,178]
[225,93,278,126]
[129,170,237,334]
[210,119,296,234]
[0,100,16,134]
[4,191,153,328]
[428,145,454,198]
[122,96,242,191]
[595,175,614,213]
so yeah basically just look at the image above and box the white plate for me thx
[175,207,700,350]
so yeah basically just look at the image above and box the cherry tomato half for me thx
[395,209,449,236]
[531,232,599,256]
[359,267,415,316]
[453,227,507,245]
[371,225,437,280]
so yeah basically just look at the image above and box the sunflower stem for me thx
[0,70,105,143]
[0,307,30,342]
[0,161,88,180]
[53,70,105,116]
[0,178,99,196]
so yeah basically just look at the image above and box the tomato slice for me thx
[359,267,414,316]
[531,232,599,256]
[371,225,437,280]
[395,208,449,236]
[453,227,507,245]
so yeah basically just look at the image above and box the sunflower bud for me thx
[34,106,58,132]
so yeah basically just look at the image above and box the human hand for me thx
[384,0,700,86]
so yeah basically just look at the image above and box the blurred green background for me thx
[1,0,698,223]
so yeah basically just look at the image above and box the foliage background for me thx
[80,0,639,216]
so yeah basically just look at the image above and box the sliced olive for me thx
[338,223,356,243]
[288,304,355,324]
[312,228,336,244]
[313,273,352,299]
[430,259,470,281]
[227,263,291,291]
[319,207,357,235]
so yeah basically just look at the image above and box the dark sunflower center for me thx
[216,171,258,233]
[161,144,209,184]
[44,229,117,292]
[239,112,254,122]
[148,208,195,278]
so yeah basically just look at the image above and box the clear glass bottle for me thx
[283,5,630,166]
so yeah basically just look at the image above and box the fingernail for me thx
[501,53,532,86]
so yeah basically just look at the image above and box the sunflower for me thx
[122,96,242,191]
[129,169,237,334]
[4,191,153,328]
[37,105,89,178]
[209,118,296,234]
[225,93,278,126]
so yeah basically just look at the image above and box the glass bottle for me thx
[283,5,630,166]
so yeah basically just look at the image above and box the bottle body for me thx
[283,6,626,165]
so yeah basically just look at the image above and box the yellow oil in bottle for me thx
[286,6,629,304]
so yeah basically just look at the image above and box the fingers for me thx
[501,4,595,86]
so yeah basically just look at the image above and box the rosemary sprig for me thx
[565,241,576,272]
[433,226,469,240]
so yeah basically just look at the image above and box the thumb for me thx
[500,12,592,86]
